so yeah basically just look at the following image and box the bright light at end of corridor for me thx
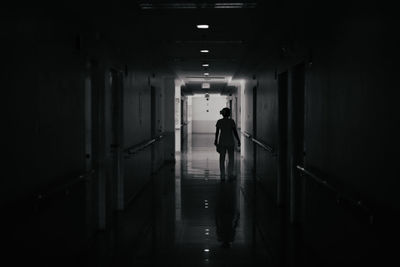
[202,83,210,89]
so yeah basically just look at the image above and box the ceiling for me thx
[134,0,268,95]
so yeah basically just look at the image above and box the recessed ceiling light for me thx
[200,49,209,53]
[197,24,209,29]
[202,63,209,67]
[204,73,209,76]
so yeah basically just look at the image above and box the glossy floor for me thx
[84,133,270,266]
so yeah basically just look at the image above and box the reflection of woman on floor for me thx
[214,107,241,180]
[215,179,240,248]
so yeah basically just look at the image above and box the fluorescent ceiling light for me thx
[202,63,209,67]
[204,73,209,76]
[200,49,209,53]
[197,24,209,29]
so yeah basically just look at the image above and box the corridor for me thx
[81,133,270,266]
[3,1,400,267]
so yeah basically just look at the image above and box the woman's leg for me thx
[227,146,235,177]
[219,146,227,178]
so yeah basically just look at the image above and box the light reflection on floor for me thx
[82,133,269,267]
[164,133,267,266]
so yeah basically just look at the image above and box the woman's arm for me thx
[215,127,220,146]
[232,121,241,146]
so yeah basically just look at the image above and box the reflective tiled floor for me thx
[83,133,270,266]
[77,133,396,267]
[11,133,393,267]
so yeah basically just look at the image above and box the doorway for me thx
[277,71,289,207]
[103,68,124,222]
[252,85,258,175]
[289,62,305,223]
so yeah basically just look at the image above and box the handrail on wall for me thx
[241,131,274,154]
[252,138,274,153]
[35,169,94,201]
[241,131,252,138]
[296,165,336,193]
[28,133,165,207]
[123,133,165,157]
[296,165,374,224]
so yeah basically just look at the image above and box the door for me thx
[109,69,124,211]
[180,98,184,144]
[235,96,238,126]
[252,85,257,174]
[151,85,157,172]
[251,84,258,248]
[151,86,156,138]
[84,76,93,172]
[287,62,306,266]
[98,68,124,223]
[289,62,305,223]
[84,74,94,237]
[277,71,289,207]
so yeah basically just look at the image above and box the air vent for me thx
[185,76,226,79]
[138,1,257,9]
[174,40,244,45]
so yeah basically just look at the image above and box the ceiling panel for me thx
[136,1,264,85]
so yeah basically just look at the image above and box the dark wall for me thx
[255,70,279,202]
[304,10,399,209]
[3,9,88,204]
[2,6,171,265]
[241,2,400,265]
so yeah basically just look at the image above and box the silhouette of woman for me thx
[214,107,240,180]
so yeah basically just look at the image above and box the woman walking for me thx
[214,107,241,180]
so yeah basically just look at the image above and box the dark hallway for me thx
[3,1,400,266]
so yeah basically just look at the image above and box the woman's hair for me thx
[220,107,231,117]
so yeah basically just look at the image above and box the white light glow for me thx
[202,83,210,89]
[202,63,209,67]
[197,24,209,29]
[200,49,209,53]
[204,73,209,76]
